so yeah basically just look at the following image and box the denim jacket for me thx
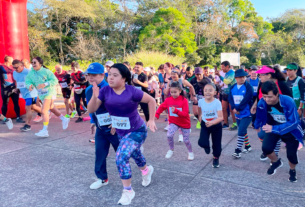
[254,95,304,145]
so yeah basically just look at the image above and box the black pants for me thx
[1,85,20,117]
[198,121,222,158]
[262,132,299,164]
[74,90,87,116]
[139,102,149,122]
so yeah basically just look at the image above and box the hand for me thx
[191,96,197,104]
[108,124,116,135]
[37,84,45,90]
[233,109,240,115]
[29,85,33,91]
[90,124,95,134]
[262,124,272,133]
[133,78,139,84]
[255,128,260,133]
[171,106,176,113]
[147,120,157,132]
[215,70,220,76]
[150,89,154,93]
[251,105,257,114]
[12,89,18,93]
[92,82,99,98]
[205,121,214,128]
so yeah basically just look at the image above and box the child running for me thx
[198,83,223,168]
[155,82,194,160]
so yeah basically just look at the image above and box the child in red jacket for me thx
[155,82,194,160]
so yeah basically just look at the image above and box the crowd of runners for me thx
[1,55,304,205]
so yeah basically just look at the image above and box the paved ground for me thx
[1,110,305,207]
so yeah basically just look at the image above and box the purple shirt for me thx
[98,85,145,136]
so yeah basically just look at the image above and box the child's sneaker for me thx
[188,152,194,161]
[232,148,242,158]
[165,150,174,159]
[212,158,220,168]
[196,121,201,129]
[178,134,183,142]
[242,145,252,153]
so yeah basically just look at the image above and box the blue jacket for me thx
[158,73,164,84]
[228,81,253,118]
[85,79,109,126]
[254,95,304,145]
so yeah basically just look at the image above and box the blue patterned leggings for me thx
[116,125,147,180]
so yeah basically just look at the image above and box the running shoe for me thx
[35,129,49,137]
[70,111,77,118]
[62,117,70,130]
[64,114,70,118]
[4,118,13,130]
[229,124,237,131]
[178,134,183,142]
[288,169,297,182]
[89,139,95,143]
[75,117,83,123]
[232,148,242,158]
[212,158,220,168]
[16,117,25,123]
[196,121,201,129]
[267,158,283,175]
[222,124,229,129]
[118,189,135,205]
[90,179,108,190]
[242,145,252,153]
[188,152,194,161]
[260,153,268,161]
[193,116,197,120]
[20,124,31,132]
[142,165,154,187]
[165,150,174,158]
[164,125,169,131]
[298,143,303,151]
[33,115,42,122]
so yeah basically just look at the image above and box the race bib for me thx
[96,113,112,126]
[74,84,80,88]
[38,89,48,96]
[60,82,68,88]
[135,86,142,91]
[271,114,286,123]
[169,107,182,117]
[233,95,243,105]
[111,116,131,130]
[253,86,258,93]
[17,82,25,89]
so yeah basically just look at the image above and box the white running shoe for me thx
[118,189,135,205]
[5,118,13,130]
[33,115,42,123]
[165,150,174,158]
[164,125,169,131]
[188,152,194,161]
[193,116,197,120]
[142,165,154,187]
[35,129,49,137]
[90,179,108,190]
[62,117,70,130]
[178,134,183,142]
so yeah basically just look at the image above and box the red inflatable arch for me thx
[0,0,29,118]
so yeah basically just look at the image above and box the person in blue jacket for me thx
[254,81,303,182]
[85,63,120,190]
[229,69,253,158]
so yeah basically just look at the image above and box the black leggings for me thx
[74,90,87,116]
[198,121,222,158]
[262,132,299,164]
[1,85,20,117]
[139,102,149,122]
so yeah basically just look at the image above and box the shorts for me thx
[221,93,229,102]
[25,97,37,106]
[62,88,72,99]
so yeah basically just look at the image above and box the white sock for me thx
[43,125,48,130]
[59,114,65,121]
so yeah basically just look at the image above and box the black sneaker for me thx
[288,169,297,182]
[16,117,25,123]
[232,148,242,158]
[260,153,268,161]
[242,145,252,153]
[267,158,283,175]
[204,148,211,154]
[75,117,83,123]
[222,124,229,129]
[212,158,220,168]
[229,125,237,131]
[20,124,31,132]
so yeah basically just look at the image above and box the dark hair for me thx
[261,81,279,95]
[4,55,13,62]
[268,65,285,81]
[165,62,173,69]
[71,61,80,68]
[158,64,164,70]
[123,61,130,66]
[186,66,192,72]
[204,66,209,70]
[221,61,230,67]
[33,57,48,69]
[182,61,187,64]
[135,62,143,67]
[175,65,180,69]
[170,81,184,98]
[198,77,212,91]
[111,63,131,85]
[204,83,217,90]
[12,59,23,65]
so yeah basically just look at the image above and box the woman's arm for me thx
[88,82,103,113]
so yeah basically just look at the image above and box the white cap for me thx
[144,67,151,72]
[105,61,114,67]
[209,69,215,72]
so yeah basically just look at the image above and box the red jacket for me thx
[155,95,191,129]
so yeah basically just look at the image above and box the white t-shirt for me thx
[219,70,227,89]
[198,98,222,122]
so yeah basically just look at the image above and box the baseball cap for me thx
[256,65,275,74]
[287,63,298,70]
[144,67,151,72]
[86,63,105,74]
[105,61,114,67]
[195,67,203,74]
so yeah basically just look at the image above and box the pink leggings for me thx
[167,123,192,152]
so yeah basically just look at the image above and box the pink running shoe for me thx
[33,115,42,122]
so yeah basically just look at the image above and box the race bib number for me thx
[233,95,243,105]
[135,86,142,90]
[38,89,48,96]
[74,84,80,88]
[96,113,112,126]
[17,82,25,89]
[60,82,68,88]
[271,114,287,123]
[111,116,131,130]
[169,107,182,117]
[253,86,258,93]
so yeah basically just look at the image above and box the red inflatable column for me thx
[0,0,29,118]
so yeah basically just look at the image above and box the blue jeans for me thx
[236,116,252,136]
